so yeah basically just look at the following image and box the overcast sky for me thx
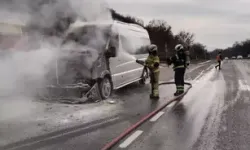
[1,0,250,51]
[107,0,250,50]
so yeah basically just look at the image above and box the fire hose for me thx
[101,59,193,150]
[101,81,192,150]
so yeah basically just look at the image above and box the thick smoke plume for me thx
[0,0,112,98]
[0,0,148,99]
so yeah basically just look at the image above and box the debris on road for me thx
[107,100,116,104]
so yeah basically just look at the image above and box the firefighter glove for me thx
[136,59,144,65]
[166,57,172,65]
[154,62,159,68]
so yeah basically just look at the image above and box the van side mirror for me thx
[106,46,117,57]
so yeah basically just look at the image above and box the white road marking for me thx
[223,90,241,111]
[193,70,205,81]
[193,65,214,83]
[198,60,211,65]
[166,102,176,108]
[6,117,120,150]
[238,80,250,91]
[150,111,165,122]
[187,61,211,72]
[119,130,143,148]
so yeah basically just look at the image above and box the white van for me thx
[45,20,151,100]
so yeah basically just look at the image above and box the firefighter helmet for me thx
[175,44,184,51]
[148,44,158,53]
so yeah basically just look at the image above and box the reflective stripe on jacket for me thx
[174,65,185,69]
[171,53,186,70]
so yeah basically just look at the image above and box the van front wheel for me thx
[99,77,113,99]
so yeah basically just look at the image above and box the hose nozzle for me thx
[136,59,145,66]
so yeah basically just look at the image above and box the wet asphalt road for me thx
[115,59,250,150]
[4,60,250,150]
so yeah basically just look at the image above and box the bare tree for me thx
[191,43,208,60]
[145,19,174,60]
[175,30,194,48]
[211,39,250,58]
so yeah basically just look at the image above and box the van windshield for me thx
[63,25,111,50]
[120,35,150,55]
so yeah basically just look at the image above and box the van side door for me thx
[107,33,123,89]
[118,35,150,85]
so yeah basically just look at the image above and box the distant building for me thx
[0,22,24,50]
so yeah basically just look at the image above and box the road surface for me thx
[2,60,250,150]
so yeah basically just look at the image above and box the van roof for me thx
[113,20,148,37]
[114,20,145,30]
[69,20,113,28]
[66,20,147,35]
[66,20,112,35]
[68,19,144,28]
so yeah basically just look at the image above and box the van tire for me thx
[99,76,113,100]
[139,68,149,85]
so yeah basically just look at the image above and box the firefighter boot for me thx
[174,91,184,96]
[150,93,159,100]
[174,85,184,96]
[174,87,179,96]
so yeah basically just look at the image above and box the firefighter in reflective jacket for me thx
[136,44,160,99]
[167,44,188,96]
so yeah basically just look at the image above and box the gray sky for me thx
[107,0,250,50]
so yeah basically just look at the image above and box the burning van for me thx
[42,20,151,103]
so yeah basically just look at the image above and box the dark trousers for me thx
[215,61,221,70]
[174,68,186,92]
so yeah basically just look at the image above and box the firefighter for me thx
[166,44,188,96]
[136,44,160,99]
[215,51,223,70]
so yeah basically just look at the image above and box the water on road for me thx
[3,60,250,150]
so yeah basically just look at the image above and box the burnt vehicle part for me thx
[41,50,106,104]
[41,20,150,103]
[40,24,113,103]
